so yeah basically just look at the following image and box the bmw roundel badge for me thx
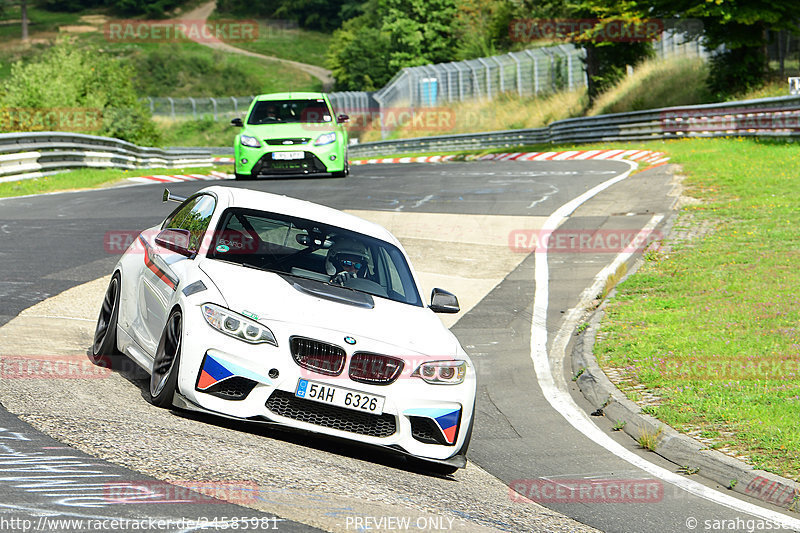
[344,336,356,345]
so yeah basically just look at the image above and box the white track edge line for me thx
[530,161,800,529]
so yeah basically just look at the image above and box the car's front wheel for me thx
[149,309,183,408]
[234,172,255,181]
[332,161,349,178]
[90,273,121,365]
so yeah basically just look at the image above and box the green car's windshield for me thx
[208,208,423,307]
[247,99,333,125]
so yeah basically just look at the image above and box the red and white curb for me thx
[351,149,669,167]
[213,157,235,164]
[127,170,233,184]
[351,155,457,165]
[128,150,669,184]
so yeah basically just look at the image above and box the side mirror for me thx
[162,188,187,204]
[231,117,244,127]
[155,228,194,257]
[337,114,349,124]
[430,288,460,314]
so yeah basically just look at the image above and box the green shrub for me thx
[0,39,160,145]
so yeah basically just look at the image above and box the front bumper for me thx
[176,320,476,464]
[234,143,345,176]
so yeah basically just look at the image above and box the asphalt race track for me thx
[1,161,798,533]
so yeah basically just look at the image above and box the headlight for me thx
[412,360,467,385]
[201,304,277,346]
[240,135,261,148]
[314,132,336,146]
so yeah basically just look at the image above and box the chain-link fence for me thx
[145,96,256,120]
[146,36,710,137]
[373,44,587,111]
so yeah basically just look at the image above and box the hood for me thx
[242,122,335,142]
[198,259,459,356]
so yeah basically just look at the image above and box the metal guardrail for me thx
[348,95,800,158]
[0,132,213,182]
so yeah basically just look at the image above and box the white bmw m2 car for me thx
[91,186,476,473]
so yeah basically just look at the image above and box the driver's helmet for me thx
[325,238,369,277]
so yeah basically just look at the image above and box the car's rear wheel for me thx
[149,309,183,408]
[90,273,121,365]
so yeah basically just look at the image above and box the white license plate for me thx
[273,151,304,160]
[295,379,385,415]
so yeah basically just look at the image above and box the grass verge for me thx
[155,116,238,147]
[0,166,220,198]
[592,137,800,481]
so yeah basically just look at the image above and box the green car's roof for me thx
[254,92,327,101]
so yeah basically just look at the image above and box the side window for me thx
[378,248,406,300]
[164,195,216,252]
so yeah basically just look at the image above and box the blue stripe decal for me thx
[206,352,272,386]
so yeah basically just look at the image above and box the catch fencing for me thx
[347,94,800,158]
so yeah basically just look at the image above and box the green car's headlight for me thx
[240,135,261,148]
[202,303,277,346]
[314,132,336,146]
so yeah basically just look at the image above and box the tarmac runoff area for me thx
[0,211,601,533]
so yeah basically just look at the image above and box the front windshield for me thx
[207,208,422,307]
[247,99,332,125]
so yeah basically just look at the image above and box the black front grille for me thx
[200,377,258,401]
[266,390,396,437]
[254,153,328,175]
[265,138,310,145]
[290,336,346,376]
[349,352,404,385]
[409,416,450,446]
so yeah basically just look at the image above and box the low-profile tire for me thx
[331,165,348,178]
[90,273,121,366]
[149,309,183,408]
[331,153,349,178]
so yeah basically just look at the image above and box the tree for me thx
[326,0,459,89]
[517,0,654,102]
[326,16,393,90]
[0,40,159,145]
[592,0,798,98]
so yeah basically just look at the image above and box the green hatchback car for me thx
[232,92,350,179]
